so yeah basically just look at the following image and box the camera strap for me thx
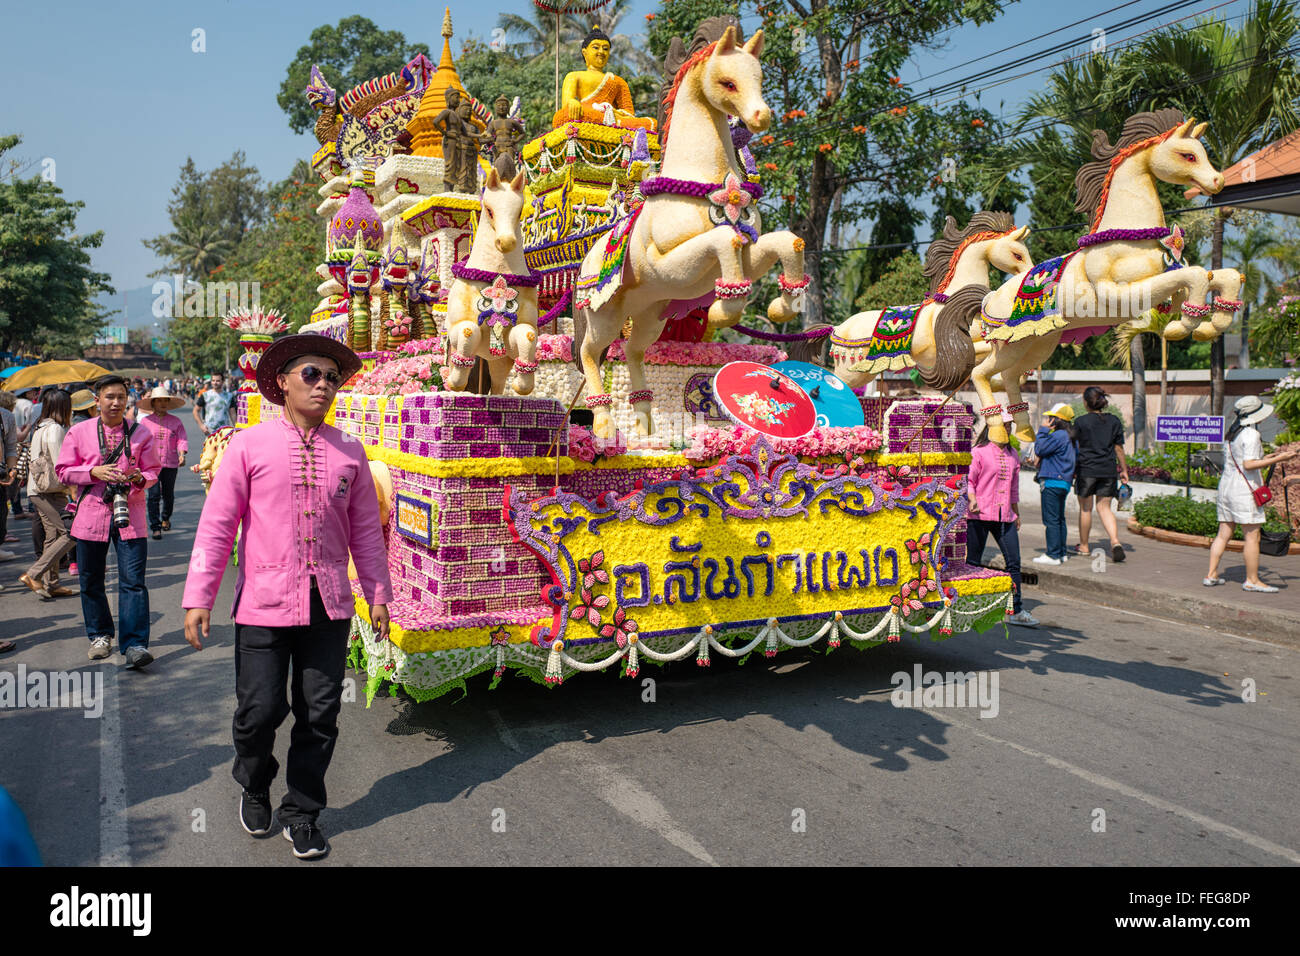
[97,419,137,469]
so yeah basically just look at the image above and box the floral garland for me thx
[605,338,785,366]
[365,444,689,479]
[350,352,443,396]
[682,424,884,461]
[566,424,628,463]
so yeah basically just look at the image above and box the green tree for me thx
[0,134,114,355]
[457,38,562,141]
[277,16,430,135]
[854,250,928,310]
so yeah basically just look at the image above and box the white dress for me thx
[1218,427,1265,524]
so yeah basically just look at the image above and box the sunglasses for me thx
[291,364,343,389]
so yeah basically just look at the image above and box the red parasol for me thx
[713,361,817,440]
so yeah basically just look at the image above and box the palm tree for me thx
[1225,221,1292,367]
[1122,0,1300,412]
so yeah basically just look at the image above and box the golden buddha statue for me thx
[553,28,656,132]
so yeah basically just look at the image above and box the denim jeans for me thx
[147,467,178,530]
[77,530,150,652]
[967,518,1022,613]
[1040,485,1070,559]
[232,584,351,826]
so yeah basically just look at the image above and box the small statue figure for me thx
[554,29,657,131]
[456,99,489,194]
[432,88,472,192]
[484,95,526,179]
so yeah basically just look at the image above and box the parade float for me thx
[232,9,1033,703]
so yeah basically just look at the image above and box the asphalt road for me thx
[1,405,1297,866]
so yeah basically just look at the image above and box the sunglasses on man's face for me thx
[292,364,343,389]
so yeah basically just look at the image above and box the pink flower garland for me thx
[682,424,883,461]
[352,352,442,396]
[567,425,627,462]
[606,339,787,366]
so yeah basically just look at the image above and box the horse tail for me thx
[785,324,833,366]
[918,283,982,392]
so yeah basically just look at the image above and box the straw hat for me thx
[1046,402,1075,422]
[70,389,96,412]
[255,334,361,407]
[143,386,185,411]
[1233,394,1274,427]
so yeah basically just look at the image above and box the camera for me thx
[101,483,131,528]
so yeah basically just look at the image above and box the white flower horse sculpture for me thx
[972,109,1245,444]
[827,212,1033,393]
[573,24,809,438]
[443,166,541,395]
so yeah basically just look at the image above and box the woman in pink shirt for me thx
[966,413,1037,627]
[139,387,189,540]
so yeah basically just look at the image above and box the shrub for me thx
[1133,494,1290,540]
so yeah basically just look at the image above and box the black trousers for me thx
[232,584,352,826]
[147,467,178,530]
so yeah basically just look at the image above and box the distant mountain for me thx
[94,285,162,331]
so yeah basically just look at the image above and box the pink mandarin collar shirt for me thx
[966,441,1020,524]
[139,411,189,468]
[56,418,162,542]
[181,415,392,626]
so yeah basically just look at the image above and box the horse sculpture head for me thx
[662,25,770,142]
[702,27,770,134]
[480,165,527,254]
[1148,118,1222,196]
[987,225,1031,275]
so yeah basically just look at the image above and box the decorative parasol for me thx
[712,361,817,440]
[531,0,614,111]
[5,359,112,391]
[770,361,865,429]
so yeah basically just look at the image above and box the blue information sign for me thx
[1155,415,1224,444]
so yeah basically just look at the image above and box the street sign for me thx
[1155,415,1224,444]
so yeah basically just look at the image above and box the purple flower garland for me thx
[733,323,833,342]
[451,261,540,286]
[1077,226,1171,248]
[640,176,765,201]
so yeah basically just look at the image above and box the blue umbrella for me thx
[0,366,21,379]
[770,361,864,428]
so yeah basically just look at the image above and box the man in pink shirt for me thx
[139,386,189,540]
[182,334,391,861]
[55,375,163,667]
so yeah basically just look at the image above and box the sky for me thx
[0,0,1261,317]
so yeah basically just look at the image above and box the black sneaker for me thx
[124,646,154,669]
[240,790,273,836]
[151,529,162,540]
[282,822,329,859]
[1112,543,1126,563]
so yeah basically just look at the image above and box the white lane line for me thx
[954,718,1300,864]
[567,749,718,867]
[99,665,130,866]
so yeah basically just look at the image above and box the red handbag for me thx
[1228,443,1272,507]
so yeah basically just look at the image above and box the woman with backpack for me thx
[1205,396,1297,592]
[1032,403,1077,566]
[18,390,78,601]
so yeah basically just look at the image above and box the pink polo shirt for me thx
[966,441,1020,524]
[139,411,189,468]
[55,418,162,541]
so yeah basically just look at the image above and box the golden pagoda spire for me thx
[406,6,471,158]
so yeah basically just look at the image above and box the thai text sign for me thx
[506,438,967,647]
[395,493,436,547]
[1156,415,1224,444]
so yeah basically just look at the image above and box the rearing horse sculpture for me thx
[826,212,1033,392]
[970,109,1245,444]
[573,21,809,438]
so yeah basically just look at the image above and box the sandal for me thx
[1203,577,1226,587]
[1242,582,1279,593]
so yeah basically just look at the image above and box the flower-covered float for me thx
[234,10,1013,703]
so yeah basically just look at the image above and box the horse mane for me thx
[1073,108,1186,227]
[658,16,744,145]
[922,212,1015,296]
[918,283,982,392]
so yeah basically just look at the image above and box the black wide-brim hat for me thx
[255,334,362,407]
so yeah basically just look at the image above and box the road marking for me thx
[953,718,1300,864]
[581,756,719,867]
[99,666,130,866]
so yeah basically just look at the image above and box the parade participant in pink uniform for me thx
[138,386,189,540]
[55,376,162,668]
[182,334,391,861]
